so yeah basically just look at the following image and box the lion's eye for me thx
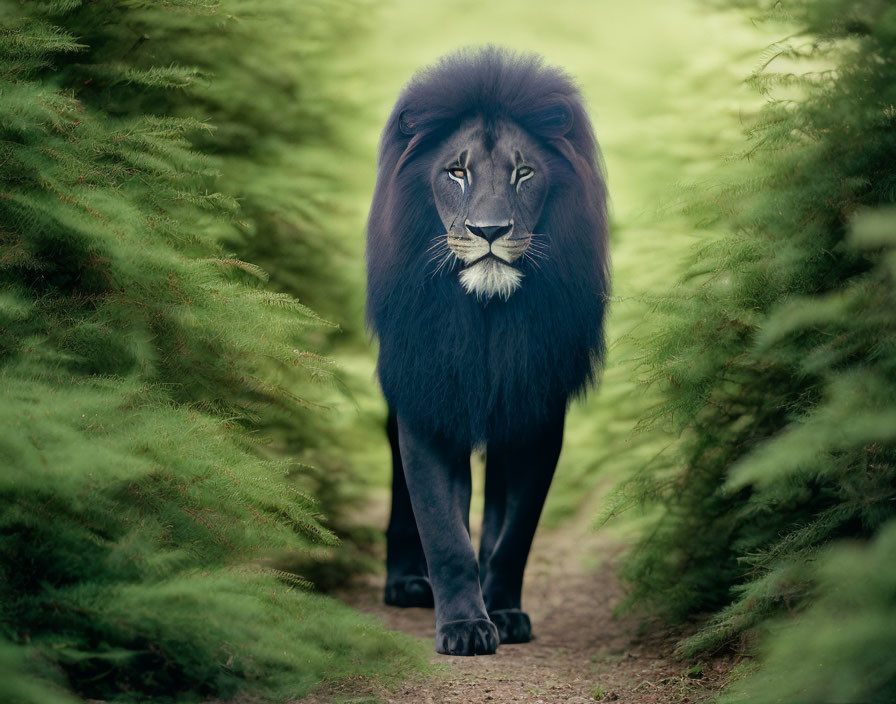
[448,168,466,180]
[514,165,535,191]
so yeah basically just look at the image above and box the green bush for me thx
[722,518,896,704]
[0,2,423,701]
[610,0,896,697]
[0,639,77,704]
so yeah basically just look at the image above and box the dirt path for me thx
[304,494,734,704]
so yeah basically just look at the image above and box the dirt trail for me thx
[304,495,734,704]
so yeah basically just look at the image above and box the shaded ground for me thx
[302,494,737,704]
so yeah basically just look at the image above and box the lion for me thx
[366,47,609,656]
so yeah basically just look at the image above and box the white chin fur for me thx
[459,258,522,300]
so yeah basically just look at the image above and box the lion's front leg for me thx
[384,411,433,608]
[480,409,564,644]
[395,416,499,656]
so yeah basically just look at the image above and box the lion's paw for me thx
[436,618,499,656]
[489,609,532,644]
[384,576,434,608]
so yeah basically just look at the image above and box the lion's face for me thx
[429,117,549,300]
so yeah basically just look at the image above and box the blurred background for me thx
[2,0,894,702]
[328,0,775,521]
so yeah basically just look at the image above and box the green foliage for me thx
[323,0,780,537]
[721,519,896,704]
[610,1,896,696]
[0,639,77,704]
[0,1,424,701]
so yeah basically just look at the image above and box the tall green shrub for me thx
[723,508,896,704]
[610,0,896,693]
[0,2,422,701]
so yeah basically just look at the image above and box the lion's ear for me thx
[531,99,574,138]
[398,109,419,136]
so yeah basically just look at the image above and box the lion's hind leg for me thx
[384,411,433,608]
[480,408,565,644]
[488,609,533,644]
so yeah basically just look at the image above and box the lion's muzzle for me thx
[446,228,531,266]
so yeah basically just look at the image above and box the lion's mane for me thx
[367,47,609,447]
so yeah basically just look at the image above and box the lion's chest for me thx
[419,302,562,441]
[374,278,595,446]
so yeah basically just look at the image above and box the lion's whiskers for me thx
[426,234,460,279]
[429,232,547,280]
[526,234,549,260]
[431,250,457,278]
[522,249,542,269]
[426,234,449,254]
[521,238,546,268]
[426,236,450,268]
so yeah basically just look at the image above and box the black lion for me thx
[366,47,609,656]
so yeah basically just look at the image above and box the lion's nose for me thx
[466,222,512,242]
